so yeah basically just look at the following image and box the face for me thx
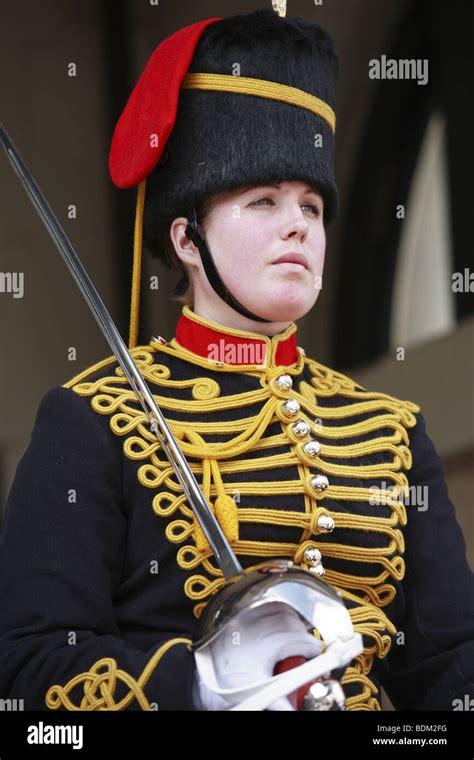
[171,179,326,331]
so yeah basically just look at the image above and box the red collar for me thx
[173,306,299,368]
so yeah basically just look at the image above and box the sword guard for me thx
[273,656,320,710]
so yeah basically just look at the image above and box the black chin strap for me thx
[184,206,272,323]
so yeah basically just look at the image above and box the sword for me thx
[1,124,362,709]
[0,123,242,581]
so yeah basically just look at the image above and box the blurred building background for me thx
[1,0,473,708]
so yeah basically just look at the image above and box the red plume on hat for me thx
[108,18,222,350]
[109,18,222,190]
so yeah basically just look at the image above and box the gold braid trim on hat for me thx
[181,73,336,134]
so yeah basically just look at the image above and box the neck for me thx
[191,298,292,338]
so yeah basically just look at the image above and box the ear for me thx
[170,217,201,271]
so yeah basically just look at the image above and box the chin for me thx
[251,290,316,323]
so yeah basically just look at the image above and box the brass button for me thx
[303,546,325,576]
[303,440,321,457]
[281,399,300,417]
[275,374,293,391]
[316,514,335,533]
[151,335,167,345]
[311,474,329,492]
[304,547,322,564]
[292,420,311,438]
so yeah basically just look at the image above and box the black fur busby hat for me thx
[109,7,340,346]
[142,8,340,268]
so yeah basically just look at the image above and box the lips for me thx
[272,252,309,270]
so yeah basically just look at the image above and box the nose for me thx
[280,205,309,242]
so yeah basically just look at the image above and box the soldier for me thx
[0,8,473,712]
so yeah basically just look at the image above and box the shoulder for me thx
[302,353,421,412]
[23,382,124,474]
[59,342,188,428]
[61,342,182,403]
[29,345,167,457]
[301,353,422,435]
[62,342,165,390]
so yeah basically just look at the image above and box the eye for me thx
[302,204,320,217]
[250,198,320,216]
[250,197,274,207]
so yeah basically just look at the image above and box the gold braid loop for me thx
[45,638,191,711]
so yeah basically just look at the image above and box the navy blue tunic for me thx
[0,310,473,711]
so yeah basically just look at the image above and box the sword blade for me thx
[0,123,242,580]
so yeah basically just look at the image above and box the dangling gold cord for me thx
[128,179,147,349]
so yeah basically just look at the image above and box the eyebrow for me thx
[239,182,322,199]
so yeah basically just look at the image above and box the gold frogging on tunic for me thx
[58,315,420,711]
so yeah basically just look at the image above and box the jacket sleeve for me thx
[377,411,474,710]
[0,386,197,711]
